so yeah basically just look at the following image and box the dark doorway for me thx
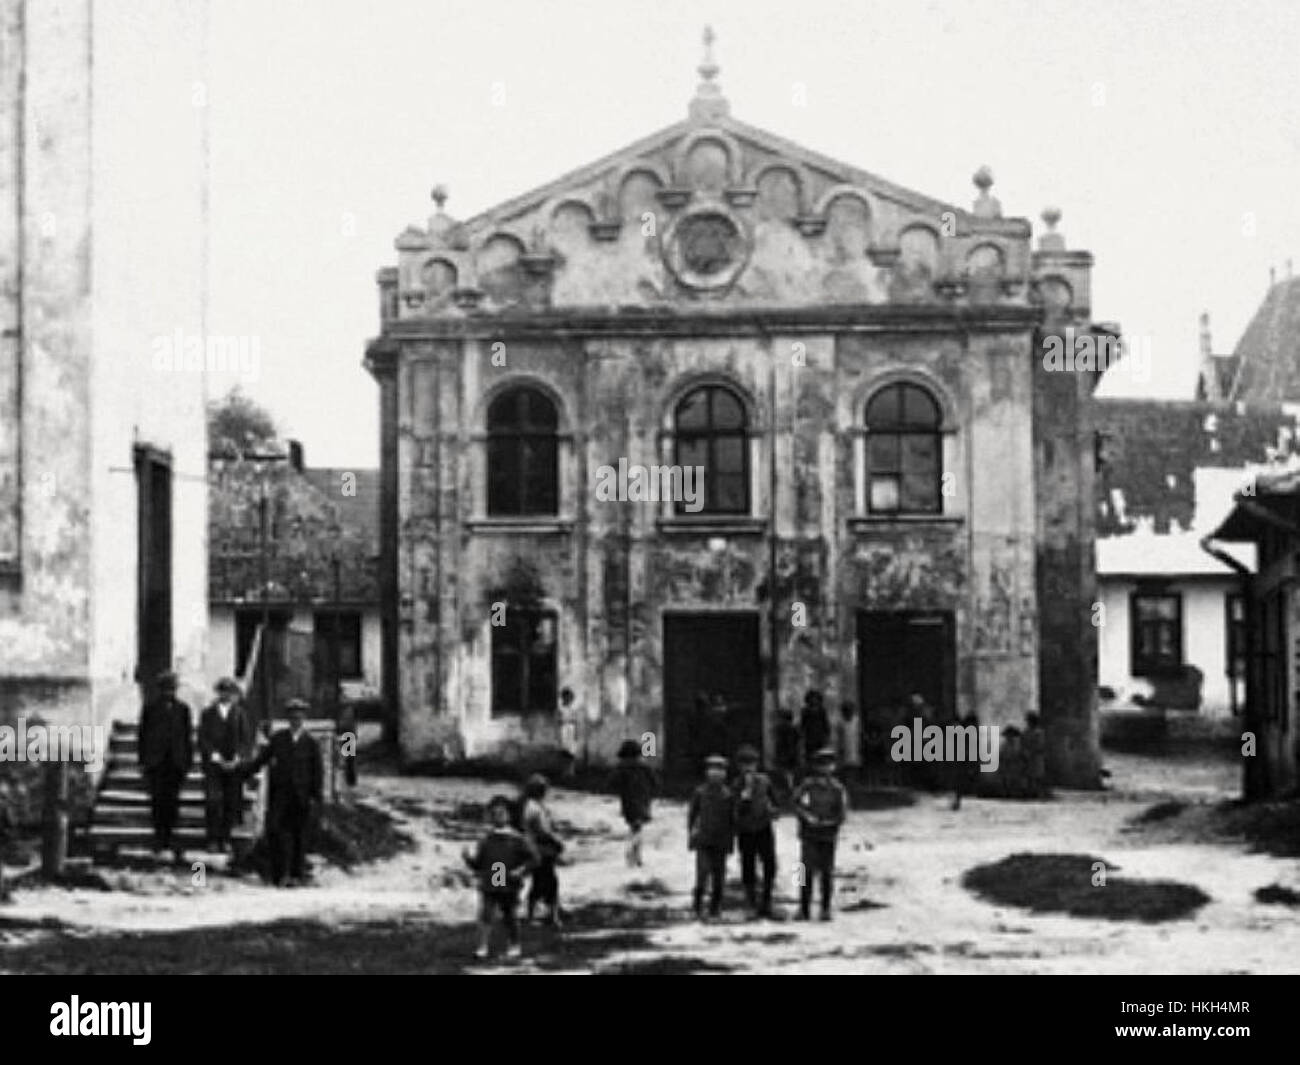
[663,612,762,779]
[135,447,173,693]
[857,610,956,730]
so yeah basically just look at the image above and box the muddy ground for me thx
[1,740,1298,974]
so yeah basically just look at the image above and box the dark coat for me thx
[198,701,252,766]
[139,696,193,774]
[249,728,324,812]
[688,780,735,852]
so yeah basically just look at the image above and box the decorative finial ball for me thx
[431,184,448,210]
[1041,206,1062,228]
[973,166,994,192]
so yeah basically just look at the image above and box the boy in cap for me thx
[520,773,564,927]
[609,739,656,868]
[733,744,778,918]
[793,747,849,921]
[244,699,322,885]
[463,794,538,959]
[687,754,734,920]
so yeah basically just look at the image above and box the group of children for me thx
[686,745,848,922]
[463,737,856,958]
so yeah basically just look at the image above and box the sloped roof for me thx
[1229,277,1300,404]
[209,459,380,603]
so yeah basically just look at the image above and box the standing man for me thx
[198,677,251,852]
[139,671,193,863]
[245,699,323,887]
[800,690,830,767]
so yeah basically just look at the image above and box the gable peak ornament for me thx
[689,25,730,122]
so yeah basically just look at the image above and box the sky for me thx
[205,0,1300,467]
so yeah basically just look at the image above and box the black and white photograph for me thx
[0,0,1295,1025]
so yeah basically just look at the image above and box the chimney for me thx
[288,439,304,473]
[1199,311,1212,359]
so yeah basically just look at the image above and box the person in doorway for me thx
[244,699,323,886]
[1023,713,1048,798]
[557,687,579,780]
[772,708,801,800]
[697,691,730,766]
[793,747,849,921]
[832,701,863,782]
[688,754,734,921]
[139,671,194,863]
[521,773,564,927]
[800,690,830,767]
[610,739,656,867]
[198,677,252,852]
[732,744,778,918]
[951,711,982,811]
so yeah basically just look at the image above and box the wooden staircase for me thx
[81,721,260,857]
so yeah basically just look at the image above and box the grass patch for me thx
[1254,884,1300,907]
[1133,800,1187,824]
[962,852,1210,923]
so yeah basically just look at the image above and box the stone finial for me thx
[689,25,730,121]
[428,184,457,241]
[1038,206,1065,251]
[971,166,1001,219]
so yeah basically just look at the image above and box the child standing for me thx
[793,747,849,921]
[463,794,538,959]
[688,754,735,921]
[732,745,778,918]
[520,773,564,927]
[610,739,656,867]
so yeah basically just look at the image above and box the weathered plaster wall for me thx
[90,0,210,730]
[0,0,95,719]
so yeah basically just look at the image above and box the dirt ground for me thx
[2,741,1299,974]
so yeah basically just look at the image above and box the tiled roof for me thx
[1095,398,1297,537]
[209,458,380,603]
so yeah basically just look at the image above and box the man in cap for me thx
[198,677,251,852]
[687,753,735,920]
[139,671,194,862]
[245,698,323,886]
[733,744,778,918]
[792,746,849,921]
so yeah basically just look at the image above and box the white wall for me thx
[1098,576,1239,716]
[89,0,210,727]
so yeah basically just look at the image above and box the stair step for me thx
[95,789,207,807]
[93,805,211,823]
[80,825,254,847]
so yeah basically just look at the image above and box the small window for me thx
[1130,591,1183,677]
[673,385,749,515]
[314,611,363,680]
[865,383,942,514]
[487,387,559,516]
[1226,594,1247,716]
[491,608,558,716]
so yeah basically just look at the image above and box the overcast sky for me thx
[206,0,1300,467]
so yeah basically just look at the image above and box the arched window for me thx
[674,385,749,515]
[487,386,559,516]
[865,383,942,514]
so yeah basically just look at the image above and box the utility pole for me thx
[332,554,342,718]
[259,479,270,725]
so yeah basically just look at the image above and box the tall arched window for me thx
[674,385,749,515]
[487,386,559,516]
[865,383,942,514]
